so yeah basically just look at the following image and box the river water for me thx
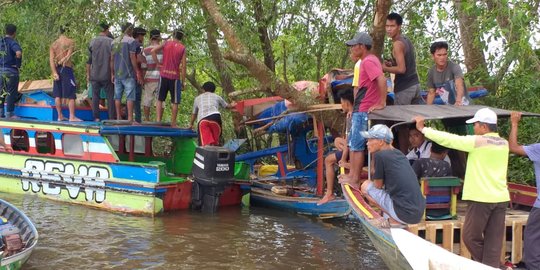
[2,193,386,269]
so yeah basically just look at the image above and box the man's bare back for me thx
[51,35,74,68]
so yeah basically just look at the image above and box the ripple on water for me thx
[1,193,387,269]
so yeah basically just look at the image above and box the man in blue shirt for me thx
[509,111,540,270]
[0,24,22,118]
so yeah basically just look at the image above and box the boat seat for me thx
[420,177,462,220]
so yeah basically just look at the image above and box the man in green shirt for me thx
[413,107,509,269]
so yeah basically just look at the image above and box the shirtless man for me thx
[49,27,81,122]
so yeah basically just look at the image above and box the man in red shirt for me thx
[151,28,186,127]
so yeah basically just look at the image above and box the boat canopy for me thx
[368,105,540,126]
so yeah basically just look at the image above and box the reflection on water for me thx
[1,193,386,269]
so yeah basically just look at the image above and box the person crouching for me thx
[359,124,426,226]
[189,82,236,146]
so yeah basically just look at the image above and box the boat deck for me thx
[407,202,529,265]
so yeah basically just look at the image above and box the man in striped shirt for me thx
[142,29,162,122]
[189,82,236,146]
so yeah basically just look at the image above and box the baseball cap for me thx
[360,124,393,143]
[345,32,373,46]
[465,108,497,124]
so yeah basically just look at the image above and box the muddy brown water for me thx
[2,193,387,269]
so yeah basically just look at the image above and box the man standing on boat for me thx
[189,81,236,146]
[49,26,81,122]
[87,22,115,121]
[509,111,540,270]
[426,40,470,106]
[142,29,162,122]
[414,108,509,269]
[0,24,22,118]
[359,124,425,225]
[112,22,140,122]
[151,28,186,128]
[339,32,387,188]
[132,27,147,123]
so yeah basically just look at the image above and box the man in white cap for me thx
[359,124,425,226]
[339,32,387,188]
[413,108,509,269]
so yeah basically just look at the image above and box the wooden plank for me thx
[460,228,471,259]
[426,223,437,244]
[407,224,419,236]
[511,220,524,264]
[442,223,454,252]
[501,225,507,263]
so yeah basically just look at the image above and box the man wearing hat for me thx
[414,108,509,268]
[359,124,426,225]
[142,29,162,122]
[339,32,387,188]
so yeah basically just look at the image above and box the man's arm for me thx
[509,111,527,156]
[414,116,475,152]
[454,77,465,106]
[129,52,142,84]
[382,41,406,74]
[180,49,187,88]
[49,45,59,80]
[151,43,165,68]
[189,114,197,130]
[426,88,436,105]
[369,74,387,112]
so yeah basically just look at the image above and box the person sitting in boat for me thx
[509,111,540,270]
[318,89,353,205]
[414,108,509,268]
[406,127,432,164]
[426,39,471,106]
[412,142,452,180]
[359,124,426,226]
[0,133,12,153]
[189,81,236,146]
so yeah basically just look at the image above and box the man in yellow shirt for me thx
[413,108,509,269]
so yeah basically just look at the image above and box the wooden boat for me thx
[235,94,351,218]
[341,105,539,269]
[0,90,246,216]
[0,198,38,270]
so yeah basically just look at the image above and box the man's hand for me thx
[454,99,463,106]
[229,101,237,109]
[52,73,59,81]
[368,104,385,113]
[413,116,425,132]
[511,111,522,126]
[3,145,13,154]
[346,111,352,119]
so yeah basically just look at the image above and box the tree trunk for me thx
[453,0,491,88]
[371,0,392,59]
[200,0,317,109]
[252,0,276,73]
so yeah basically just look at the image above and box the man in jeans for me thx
[338,32,386,188]
[414,108,509,268]
[88,23,115,121]
[0,24,22,118]
[112,23,141,122]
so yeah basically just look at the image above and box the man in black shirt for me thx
[359,124,425,225]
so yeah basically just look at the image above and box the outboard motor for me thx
[191,146,235,213]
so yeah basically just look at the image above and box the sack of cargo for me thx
[4,233,23,256]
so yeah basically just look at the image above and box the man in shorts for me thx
[112,22,140,122]
[339,32,386,188]
[49,26,81,121]
[360,124,426,225]
[142,29,162,122]
[152,28,186,127]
